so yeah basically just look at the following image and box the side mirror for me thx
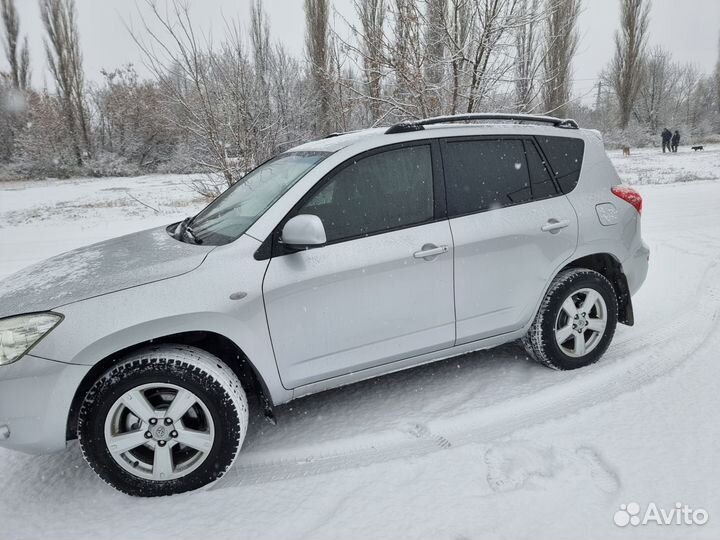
[281,214,327,250]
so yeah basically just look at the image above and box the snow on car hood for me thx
[0,226,214,318]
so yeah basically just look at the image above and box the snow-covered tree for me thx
[40,0,91,165]
[424,0,447,115]
[305,0,334,135]
[3,0,719,180]
[542,0,581,117]
[715,34,720,120]
[465,0,520,113]
[610,0,650,129]
[635,47,675,133]
[14,90,78,176]
[354,0,386,122]
[90,65,177,171]
[514,0,543,113]
[1,0,30,90]
[446,0,473,114]
[0,0,30,165]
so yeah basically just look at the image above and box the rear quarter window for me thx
[536,136,585,194]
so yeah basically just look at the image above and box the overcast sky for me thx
[7,0,720,101]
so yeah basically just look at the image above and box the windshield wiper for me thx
[173,217,202,244]
[185,225,202,244]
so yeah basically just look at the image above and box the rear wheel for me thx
[523,269,618,370]
[78,345,248,497]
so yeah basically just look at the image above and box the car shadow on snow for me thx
[235,342,553,460]
[1,342,545,501]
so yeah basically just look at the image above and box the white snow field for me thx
[1,144,719,539]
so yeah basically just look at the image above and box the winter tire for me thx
[522,269,618,370]
[78,345,248,497]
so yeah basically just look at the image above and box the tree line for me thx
[0,0,719,183]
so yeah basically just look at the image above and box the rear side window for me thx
[524,140,558,200]
[536,136,585,194]
[300,145,434,243]
[444,139,532,216]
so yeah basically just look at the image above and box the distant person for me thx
[661,128,672,153]
[672,130,681,153]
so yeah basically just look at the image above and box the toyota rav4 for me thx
[0,114,649,496]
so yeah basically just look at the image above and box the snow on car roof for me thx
[289,128,387,153]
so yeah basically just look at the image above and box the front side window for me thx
[298,145,434,243]
[188,151,329,245]
[445,139,532,216]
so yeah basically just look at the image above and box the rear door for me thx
[263,142,456,388]
[442,136,579,344]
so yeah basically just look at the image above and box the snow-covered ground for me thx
[1,145,719,539]
[609,143,720,185]
[0,173,206,278]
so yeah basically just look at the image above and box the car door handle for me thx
[413,244,449,260]
[541,219,570,233]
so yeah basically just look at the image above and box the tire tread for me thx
[522,269,618,370]
[77,345,248,496]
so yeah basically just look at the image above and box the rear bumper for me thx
[0,354,90,454]
[624,240,650,296]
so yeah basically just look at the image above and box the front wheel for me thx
[78,346,248,497]
[523,269,618,370]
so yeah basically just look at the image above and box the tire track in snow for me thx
[216,254,720,489]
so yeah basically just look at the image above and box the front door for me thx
[263,143,456,388]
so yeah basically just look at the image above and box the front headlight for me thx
[0,313,63,366]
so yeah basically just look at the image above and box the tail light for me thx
[611,185,642,214]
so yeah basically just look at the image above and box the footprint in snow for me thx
[402,422,452,449]
[484,442,619,494]
[575,446,620,494]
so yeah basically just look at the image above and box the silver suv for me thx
[0,114,649,496]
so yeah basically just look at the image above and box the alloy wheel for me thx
[554,287,608,358]
[104,383,215,481]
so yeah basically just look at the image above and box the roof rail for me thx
[324,129,365,139]
[385,113,579,134]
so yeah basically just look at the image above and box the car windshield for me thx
[184,151,330,245]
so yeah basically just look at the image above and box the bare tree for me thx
[0,0,29,164]
[40,0,91,165]
[391,0,428,116]
[250,0,270,98]
[132,1,245,186]
[270,43,315,148]
[542,0,581,117]
[715,34,720,118]
[465,0,520,114]
[673,63,699,127]
[248,0,274,160]
[131,0,310,190]
[686,72,716,137]
[2,0,719,179]
[339,0,521,119]
[610,0,650,129]
[305,0,334,135]
[514,0,542,112]
[445,0,472,114]
[91,65,175,170]
[354,0,386,122]
[636,46,674,132]
[1,0,30,90]
[14,91,76,174]
[341,0,430,120]
[424,0,446,114]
